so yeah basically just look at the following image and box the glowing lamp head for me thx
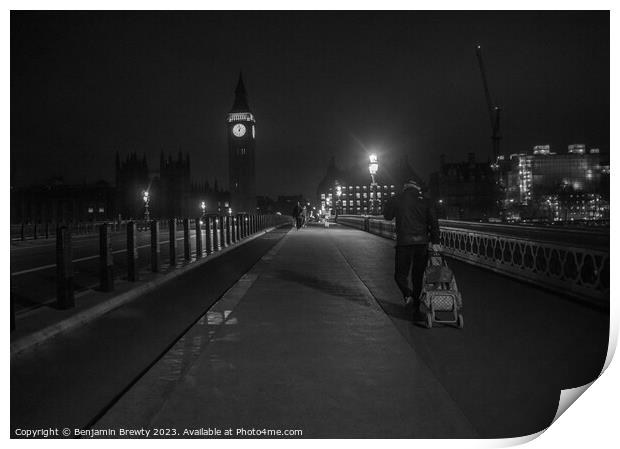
[143,191,149,202]
[200,201,206,211]
[368,154,379,176]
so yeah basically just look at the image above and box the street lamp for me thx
[200,201,206,217]
[368,154,379,215]
[142,190,150,222]
[335,184,342,219]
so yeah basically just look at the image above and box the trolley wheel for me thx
[425,313,433,329]
[457,314,464,329]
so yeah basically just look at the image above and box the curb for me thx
[10,225,288,357]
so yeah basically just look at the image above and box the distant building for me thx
[188,179,230,216]
[11,178,115,224]
[116,151,229,220]
[115,152,149,219]
[227,73,257,213]
[504,144,609,222]
[428,153,498,220]
[155,151,191,218]
[316,155,419,216]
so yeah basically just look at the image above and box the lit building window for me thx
[98,207,104,213]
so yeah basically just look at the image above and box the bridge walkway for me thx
[93,224,607,438]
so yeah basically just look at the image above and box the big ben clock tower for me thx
[227,73,257,213]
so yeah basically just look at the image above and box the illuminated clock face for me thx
[232,123,246,137]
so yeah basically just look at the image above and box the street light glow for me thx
[368,154,379,176]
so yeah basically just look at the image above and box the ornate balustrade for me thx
[337,215,609,306]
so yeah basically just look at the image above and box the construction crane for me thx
[475,44,501,161]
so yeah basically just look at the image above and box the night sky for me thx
[11,11,609,199]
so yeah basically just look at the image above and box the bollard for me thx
[236,215,241,241]
[183,218,191,261]
[232,216,238,244]
[213,216,221,251]
[127,221,138,281]
[56,226,74,308]
[226,216,232,245]
[169,218,177,267]
[151,220,160,272]
[244,215,249,238]
[221,216,228,248]
[232,216,238,243]
[195,217,203,258]
[226,216,232,246]
[205,216,213,254]
[99,223,114,292]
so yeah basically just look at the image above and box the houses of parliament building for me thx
[11,75,258,224]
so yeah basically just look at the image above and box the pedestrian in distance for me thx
[301,205,308,228]
[292,201,303,230]
[383,178,441,322]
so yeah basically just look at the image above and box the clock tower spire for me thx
[227,72,256,213]
[231,72,250,112]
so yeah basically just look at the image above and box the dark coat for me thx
[383,188,440,246]
[292,204,302,218]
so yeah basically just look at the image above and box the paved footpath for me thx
[14,223,607,439]
[97,224,607,439]
[97,225,478,438]
[11,227,291,433]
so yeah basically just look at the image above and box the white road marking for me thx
[10,237,192,277]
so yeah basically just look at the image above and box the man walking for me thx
[292,201,303,230]
[383,179,441,320]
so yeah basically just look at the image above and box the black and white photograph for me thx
[7,2,615,443]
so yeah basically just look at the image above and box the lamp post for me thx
[200,201,206,217]
[335,184,342,219]
[143,191,150,222]
[368,154,379,215]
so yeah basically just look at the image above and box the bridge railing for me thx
[336,215,609,307]
[11,214,291,330]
